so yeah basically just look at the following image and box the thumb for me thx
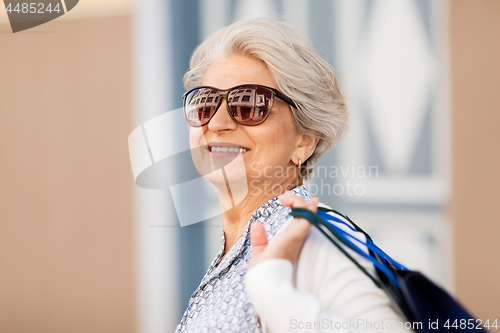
[250,222,268,256]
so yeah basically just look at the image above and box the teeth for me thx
[210,146,248,152]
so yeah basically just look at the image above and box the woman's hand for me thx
[248,193,319,270]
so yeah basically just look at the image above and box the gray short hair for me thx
[184,18,348,179]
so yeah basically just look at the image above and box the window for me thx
[242,95,250,102]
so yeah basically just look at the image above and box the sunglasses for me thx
[183,84,296,127]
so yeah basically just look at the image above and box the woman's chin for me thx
[193,152,249,187]
[202,167,249,187]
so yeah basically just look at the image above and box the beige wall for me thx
[0,15,136,333]
[450,0,500,321]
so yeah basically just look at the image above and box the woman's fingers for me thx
[278,192,319,213]
[278,191,307,208]
[307,197,320,212]
[276,194,321,256]
[280,195,320,243]
[289,196,318,236]
[248,195,321,270]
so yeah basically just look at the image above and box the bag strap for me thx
[316,208,407,271]
[317,206,373,242]
[290,207,406,288]
[291,207,418,327]
[290,208,384,288]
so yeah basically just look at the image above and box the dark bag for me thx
[290,207,488,333]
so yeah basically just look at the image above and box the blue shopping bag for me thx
[290,207,488,333]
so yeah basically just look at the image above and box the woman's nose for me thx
[207,99,238,132]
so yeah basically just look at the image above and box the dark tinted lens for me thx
[227,86,273,125]
[184,88,220,126]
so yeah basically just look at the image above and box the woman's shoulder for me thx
[274,200,375,284]
[293,202,407,324]
[295,201,374,277]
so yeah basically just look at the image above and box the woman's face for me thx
[189,55,303,193]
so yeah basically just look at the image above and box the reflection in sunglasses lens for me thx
[186,86,273,126]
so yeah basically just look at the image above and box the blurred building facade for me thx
[1,0,499,332]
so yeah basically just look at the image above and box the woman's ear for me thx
[295,132,320,162]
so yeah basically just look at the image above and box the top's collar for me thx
[198,185,311,289]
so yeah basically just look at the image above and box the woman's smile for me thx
[207,142,250,155]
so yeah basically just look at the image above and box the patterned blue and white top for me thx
[175,185,311,333]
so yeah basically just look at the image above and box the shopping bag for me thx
[290,207,488,333]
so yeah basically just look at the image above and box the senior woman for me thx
[176,18,409,333]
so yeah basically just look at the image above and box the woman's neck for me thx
[218,172,303,254]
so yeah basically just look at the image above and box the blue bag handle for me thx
[290,208,407,288]
[317,210,408,271]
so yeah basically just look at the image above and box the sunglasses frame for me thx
[183,84,297,127]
